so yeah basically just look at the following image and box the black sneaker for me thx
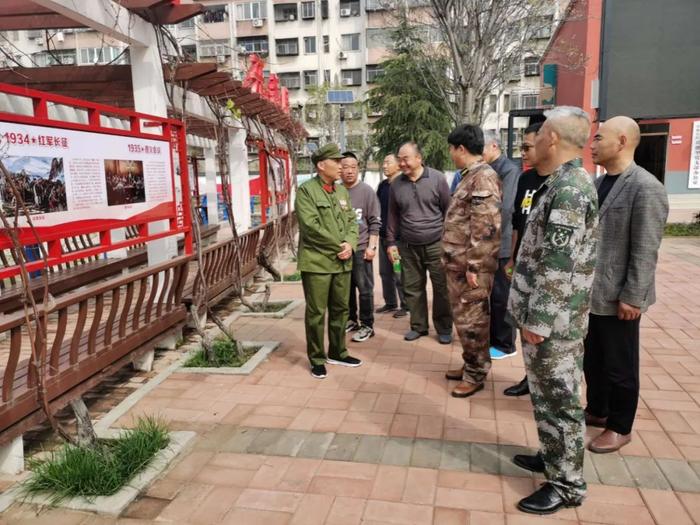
[352,326,374,342]
[345,320,360,333]
[326,355,363,367]
[375,304,397,313]
[311,364,327,379]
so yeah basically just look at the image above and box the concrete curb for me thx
[240,299,303,318]
[0,429,195,516]
[174,341,281,375]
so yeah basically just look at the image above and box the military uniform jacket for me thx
[442,162,502,274]
[507,161,598,340]
[295,175,358,274]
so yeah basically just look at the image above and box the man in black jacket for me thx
[482,132,520,360]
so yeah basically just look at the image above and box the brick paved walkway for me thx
[3,238,700,524]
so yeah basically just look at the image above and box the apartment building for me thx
[0,0,557,161]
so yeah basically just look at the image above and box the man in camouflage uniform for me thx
[507,107,598,515]
[295,144,362,379]
[442,124,502,398]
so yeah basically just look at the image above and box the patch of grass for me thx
[282,271,301,282]
[22,417,169,505]
[664,222,700,236]
[251,300,292,312]
[184,337,259,368]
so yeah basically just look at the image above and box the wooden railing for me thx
[186,212,296,307]
[0,255,192,443]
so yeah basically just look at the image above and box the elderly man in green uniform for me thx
[507,106,598,515]
[295,143,363,379]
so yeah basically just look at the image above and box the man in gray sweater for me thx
[341,152,382,342]
[386,142,453,343]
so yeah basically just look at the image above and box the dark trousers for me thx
[301,271,351,366]
[378,238,406,309]
[349,250,374,328]
[584,313,641,435]
[490,257,516,353]
[399,240,452,335]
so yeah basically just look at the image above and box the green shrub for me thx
[664,222,700,236]
[22,417,169,504]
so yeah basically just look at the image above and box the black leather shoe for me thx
[517,483,582,515]
[504,376,529,397]
[513,453,545,473]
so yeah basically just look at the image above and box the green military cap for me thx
[311,143,344,165]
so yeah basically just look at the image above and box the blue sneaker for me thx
[490,347,516,360]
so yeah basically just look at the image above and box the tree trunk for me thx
[70,398,98,448]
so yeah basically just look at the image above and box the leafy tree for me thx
[366,19,453,170]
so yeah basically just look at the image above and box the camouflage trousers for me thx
[523,338,587,501]
[446,270,493,384]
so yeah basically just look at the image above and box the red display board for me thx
[0,82,192,278]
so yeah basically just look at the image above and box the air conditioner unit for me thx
[287,15,296,21]
[340,8,352,17]
[56,31,65,42]
[216,54,226,63]
[36,40,44,46]
[338,51,346,60]
[308,111,317,119]
[252,19,264,27]
[342,78,353,86]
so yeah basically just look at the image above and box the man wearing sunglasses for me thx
[502,121,547,396]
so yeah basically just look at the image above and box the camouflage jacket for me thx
[506,160,598,340]
[441,162,502,273]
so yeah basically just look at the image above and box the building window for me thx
[303,70,318,88]
[366,64,384,83]
[323,35,330,53]
[524,57,540,77]
[366,28,391,48]
[301,1,315,19]
[274,3,298,22]
[182,44,196,60]
[533,16,553,39]
[366,0,386,10]
[324,69,331,84]
[279,72,301,90]
[321,0,328,19]
[303,36,316,54]
[237,36,268,54]
[339,0,360,16]
[341,68,362,86]
[488,94,497,114]
[178,18,195,29]
[503,94,510,112]
[341,33,360,52]
[276,38,299,56]
[198,39,230,57]
[236,1,267,21]
[78,47,126,65]
[201,4,228,23]
[35,49,78,66]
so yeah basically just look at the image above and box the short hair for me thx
[342,151,358,161]
[384,153,398,161]
[543,106,591,148]
[397,141,423,157]
[524,121,543,135]
[447,124,484,156]
[483,130,502,149]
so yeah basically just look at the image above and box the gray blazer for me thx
[590,162,669,316]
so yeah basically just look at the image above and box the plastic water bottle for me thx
[391,249,401,274]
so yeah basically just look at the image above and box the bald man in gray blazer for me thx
[585,116,669,453]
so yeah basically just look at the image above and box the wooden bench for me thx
[0,255,192,445]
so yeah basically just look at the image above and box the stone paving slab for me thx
[213,426,700,492]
